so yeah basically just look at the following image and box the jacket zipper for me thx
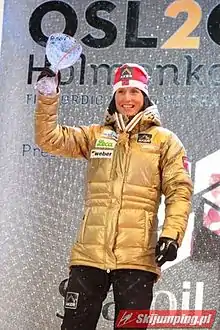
[112,133,131,260]
[105,132,130,272]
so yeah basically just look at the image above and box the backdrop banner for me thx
[0,0,219,329]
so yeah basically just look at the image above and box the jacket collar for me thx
[104,104,161,134]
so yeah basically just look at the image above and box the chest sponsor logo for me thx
[95,138,116,149]
[137,133,152,143]
[90,149,114,158]
[102,129,118,141]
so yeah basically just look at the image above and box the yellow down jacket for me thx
[35,93,193,277]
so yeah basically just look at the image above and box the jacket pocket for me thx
[76,208,90,243]
[144,211,157,250]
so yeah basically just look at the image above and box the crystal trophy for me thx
[35,33,82,95]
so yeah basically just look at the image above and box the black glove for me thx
[37,67,61,91]
[155,237,178,267]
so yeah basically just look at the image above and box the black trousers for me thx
[61,265,156,330]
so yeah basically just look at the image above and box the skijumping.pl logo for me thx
[115,310,216,328]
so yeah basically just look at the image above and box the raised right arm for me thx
[35,93,99,159]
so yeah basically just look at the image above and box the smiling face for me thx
[115,87,144,117]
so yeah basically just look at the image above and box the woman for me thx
[35,63,193,329]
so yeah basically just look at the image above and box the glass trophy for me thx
[35,33,82,95]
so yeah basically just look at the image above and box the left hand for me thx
[155,237,178,267]
[37,66,61,93]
